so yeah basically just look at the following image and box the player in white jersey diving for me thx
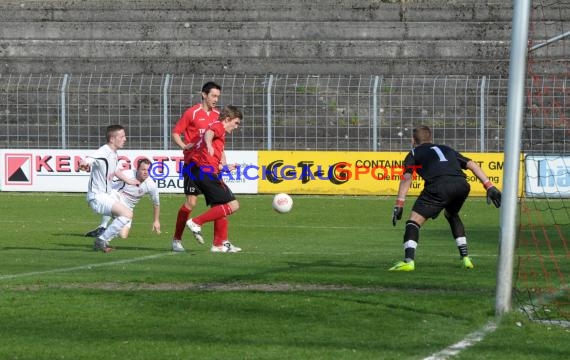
[79,125,139,253]
[84,158,161,239]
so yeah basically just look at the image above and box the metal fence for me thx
[0,74,568,154]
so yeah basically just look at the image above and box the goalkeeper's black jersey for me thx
[403,143,471,185]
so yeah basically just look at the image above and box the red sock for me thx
[194,204,233,225]
[213,217,228,247]
[174,205,191,240]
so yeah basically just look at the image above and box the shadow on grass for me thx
[0,243,175,253]
[214,259,377,284]
[51,232,90,238]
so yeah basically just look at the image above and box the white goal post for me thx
[495,0,531,317]
[496,0,569,317]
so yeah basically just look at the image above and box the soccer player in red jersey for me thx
[171,82,221,252]
[185,105,243,253]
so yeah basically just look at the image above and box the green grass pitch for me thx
[0,193,568,359]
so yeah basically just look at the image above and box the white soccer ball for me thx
[272,193,293,213]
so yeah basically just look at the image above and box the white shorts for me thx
[88,192,120,216]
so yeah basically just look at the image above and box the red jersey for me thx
[191,121,226,171]
[172,103,219,163]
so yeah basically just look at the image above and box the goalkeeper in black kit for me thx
[389,125,502,271]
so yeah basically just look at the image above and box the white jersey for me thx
[113,169,160,210]
[86,144,118,201]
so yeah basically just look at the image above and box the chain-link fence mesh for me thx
[1,74,568,153]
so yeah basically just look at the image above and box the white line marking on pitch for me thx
[0,252,174,280]
[423,322,497,360]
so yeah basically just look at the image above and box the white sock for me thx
[99,216,131,242]
[455,236,467,247]
[99,215,111,228]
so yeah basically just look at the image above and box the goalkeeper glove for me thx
[392,199,404,226]
[484,180,501,208]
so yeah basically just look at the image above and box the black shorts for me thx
[190,165,236,206]
[412,178,470,219]
[183,165,202,196]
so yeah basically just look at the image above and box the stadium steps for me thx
[0,0,523,22]
[1,21,524,41]
[0,0,567,75]
[0,0,567,151]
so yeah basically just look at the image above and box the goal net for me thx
[516,0,570,327]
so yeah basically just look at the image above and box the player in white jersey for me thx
[85,159,161,239]
[79,125,139,253]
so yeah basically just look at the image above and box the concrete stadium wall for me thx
[0,0,568,75]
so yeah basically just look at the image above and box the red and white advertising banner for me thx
[0,149,258,194]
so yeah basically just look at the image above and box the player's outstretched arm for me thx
[393,173,412,226]
[115,168,140,186]
[466,160,501,208]
[152,204,161,234]
[79,157,94,172]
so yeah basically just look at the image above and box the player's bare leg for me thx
[119,224,131,239]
